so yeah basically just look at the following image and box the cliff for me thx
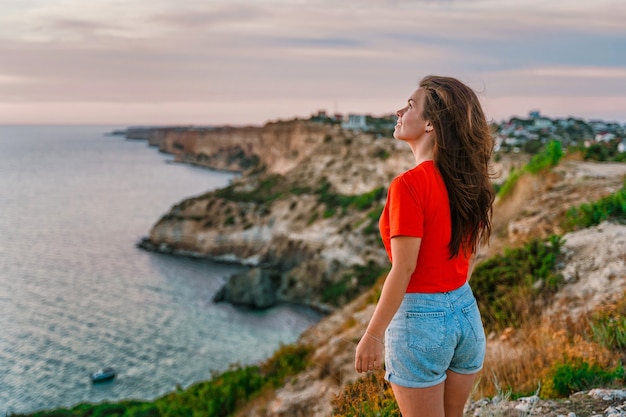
[137,120,414,311]
[120,121,626,416]
[136,120,626,314]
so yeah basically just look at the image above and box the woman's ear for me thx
[425,121,434,133]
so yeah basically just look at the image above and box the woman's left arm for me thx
[354,236,421,373]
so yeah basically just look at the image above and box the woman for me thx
[354,75,495,417]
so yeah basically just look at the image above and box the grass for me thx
[331,371,399,417]
[478,301,626,400]
[497,140,564,199]
[562,177,626,231]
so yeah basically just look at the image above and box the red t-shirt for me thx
[378,160,469,293]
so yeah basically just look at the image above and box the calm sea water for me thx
[0,126,320,415]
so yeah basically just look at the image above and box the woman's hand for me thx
[354,332,384,373]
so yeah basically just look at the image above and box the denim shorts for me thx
[384,282,486,388]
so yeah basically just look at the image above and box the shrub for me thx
[322,261,387,306]
[471,235,564,331]
[154,344,312,416]
[525,140,563,174]
[497,140,563,199]
[332,371,398,417]
[562,179,626,231]
[545,359,624,397]
[375,148,390,160]
[589,293,626,353]
[585,143,610,161]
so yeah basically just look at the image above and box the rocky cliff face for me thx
[146,121,355,175]
[137,121,626,312]
[137,120,414,311]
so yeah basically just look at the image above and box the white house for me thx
[342,114,368,131]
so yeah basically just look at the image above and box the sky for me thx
[1,0,625,126]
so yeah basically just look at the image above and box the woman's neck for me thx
[408,141,434,166]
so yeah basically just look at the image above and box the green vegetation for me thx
[495,167,521,200]
[589,292,626,353]
[525,140,564,174]
[562,178,626,231]
[12,345,312,417]
[470,235,564,331]
[11,401,159,417]
[322,261,388,306]
[584,141,626,162]
[316,179,384,218]
[497,140,564,199]
[209,175,385,223]
[214,175,284,204]
[155,344,309,416]
[365,115,396,138]
[546,359,624,397]
[331,371,399,417]
[362,205,384,235]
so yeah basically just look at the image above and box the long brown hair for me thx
[419,75,495,258]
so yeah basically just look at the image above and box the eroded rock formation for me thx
[136,120,413,310]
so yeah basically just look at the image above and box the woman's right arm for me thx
[355,236,421,373]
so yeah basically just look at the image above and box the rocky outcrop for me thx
[549,221,626,319]
[213,268,281,309]
[136,120,413,310]
[487,160,626,257]
[135,120,626,311]
[140,121,349,174]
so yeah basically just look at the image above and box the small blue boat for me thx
[91,367,116,383]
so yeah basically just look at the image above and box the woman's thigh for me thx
[390,371,477,417]
[391,380,445,417]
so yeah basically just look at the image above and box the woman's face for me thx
[394,88,431,142]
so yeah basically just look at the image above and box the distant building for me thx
[342,114,368,131]
[596,132,616,142]
[534,117,552,130]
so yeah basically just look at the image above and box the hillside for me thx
[235,161,626,417]
[130,121,626,416]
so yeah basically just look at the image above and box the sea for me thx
[0,125,321,415]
